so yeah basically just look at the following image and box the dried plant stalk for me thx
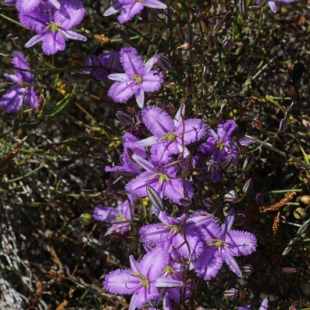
[0,136,27,169]
[260,191,296,213]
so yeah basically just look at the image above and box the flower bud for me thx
[157,54,172,71]
[293,207,307,220]
[281,267,297,274]
[233,213,246,226]
[146,185,163,211]
[224,190,238,203]
[243,178,252,194]
[241,264,254,275]
[239,0,247,17]
[255,193,264,206]
[224,288,238,300]
[116,111,133,126]
[46,269,58,278]
[278,118,288,132]
[242,154,254,172]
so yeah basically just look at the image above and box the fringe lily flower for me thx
[108,47,163,108]
[193,209,257,280]
[104,0,167,24]
[0,52,38,113]
[20,0,86,55]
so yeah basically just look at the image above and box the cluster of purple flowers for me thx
[93,103,260,309]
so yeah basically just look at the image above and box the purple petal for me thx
[54,0,86,30]
[259,298,268,310]
[0,86,24,113]
[141,71,163,92]
[62,30,87,41]
[104,268,140,294]
[132,154,155,171]
[92,206,117,222]
[117,2,144,24]
[25,87,39,109]
[24,34,44,48]
[222,252,242,277]
[217,120,237,142]
[193,248,223,280]
[150,141,179,164]
[144,55,159,72]
[174,104,185,126]
[48,0,60,9]
[120,47,144,77]
[144,0,167,9]
[141,105,174,137]
[3,73,20,83]
[108,73,128,81]
[130,285,159,310]
[41,32,66,55]
[16,0,40,11]
[11,52,32,82]
[135,136,158,148]
[126,171,157,197]
[224,230,257,256]
[268,1,277,12]
[108,80,136,103]
[164,178,194,204]
[135,87,145,108]
[176,119,207,145]
[156,277,183,288]
[140,244,168,280]
[19,9,48,32]
[140,223,172,245]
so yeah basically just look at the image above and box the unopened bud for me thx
[242,154,254,172]
[239,0,247,17]
[146,185,163,211]
[233,213,246,226]
[243,178,252,194]
[281,267,297,274]
[278,119,288,132]
[224,288,238,300]
[224,190,238,203]
[221,155,234,170]
[157,54,172,71]
[116,111,133,126]
[255,193,264,206]
[285,84,296,97]
[241,264,254,275]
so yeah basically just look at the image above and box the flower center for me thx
[131,74,143,84]
[116,214,126,222]
[163,265,175,276]
[156,172,169,183]
[161,132,180,142]
[46,22,62,33]
[208,238,228,249]
[216,141,225,151]
[132,273,149,288]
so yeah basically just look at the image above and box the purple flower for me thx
[137,105,208,164]
[19,0,86,55]
[0,52,38,113]
[140,211,206,259]
[104,0,167,24]
[84,51,121,81]
[193,209,257,280]
[125,154,194,204]
[105,132,147,174]
[92,199,134,235]
[16,0,60,12]
[108,47,163,108]
[199,120,238,164]
[256,0,294,13]
[104,245,169,310]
